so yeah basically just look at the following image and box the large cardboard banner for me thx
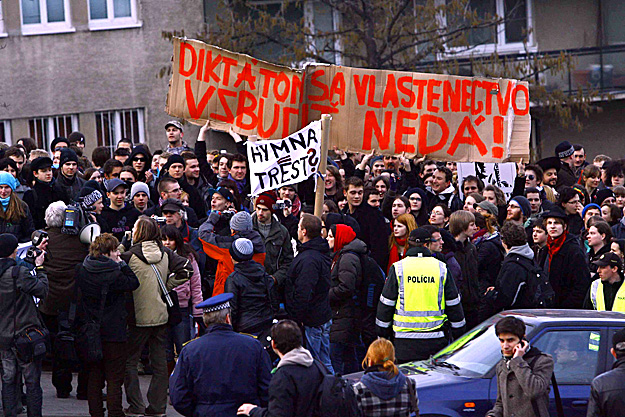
[166,38,530,162]
[247,120,322,195]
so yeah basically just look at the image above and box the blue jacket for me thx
[169,323,272,417]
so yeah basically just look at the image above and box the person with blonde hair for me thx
[387,213,417,274]
[353,338,419,417]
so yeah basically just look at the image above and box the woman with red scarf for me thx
[326,224,368,375]
[387,213,417,274]
[536,207,591,308]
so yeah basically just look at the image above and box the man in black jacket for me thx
[53,148,85,203]
[285,214,333,374]
[587,327,625,417]
[237,320,326,417]
[23,156,55,229]
[100,179,141,241]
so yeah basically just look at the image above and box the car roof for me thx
[497,309,625,327]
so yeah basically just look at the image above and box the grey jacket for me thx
[0,259,48,349]
[487,349,554,417]
[252,213,294,286]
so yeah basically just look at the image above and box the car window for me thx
[533,329,601,384]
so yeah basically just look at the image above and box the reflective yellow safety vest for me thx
[590,279,625,312]
[393,256,447,339]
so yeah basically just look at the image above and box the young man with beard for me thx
[53,148,85,203]
[507,196,533,243]
[536,157,560,191]
[100,179,141,241]
[23,156,55,229]
[427,167,462,212]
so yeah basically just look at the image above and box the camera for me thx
[62,203,101,244]
[153,216,167,224]
[273,199,292,210]
[24,230,47,265]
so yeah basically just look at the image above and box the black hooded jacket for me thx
[53,172,85,203]
[75,256,140,342]
[587,357,625,417]
[23,178,56,229]
[225,260,278,334]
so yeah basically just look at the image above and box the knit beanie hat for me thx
[582,203,601,218]
[130,182,150,199]
[0,171,16,191]
[595,188,615,206]
[369,155,383,169]
[510,196,531,218]
[229,238,254,262]
[0,233,18,258]
[230,211,253,232]
[60,148,78,167]
[80,187,103,209]
[555,141,575,159]
[255,191,278,215]
[162,154,186,173]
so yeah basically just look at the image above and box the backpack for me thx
[510,257,555,308]
[345,251,386,311]
[313,361,362,417]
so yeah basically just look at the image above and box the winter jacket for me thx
[567,213,584,236]
[180,176,206,223]
[487,348,554,417]
[0,259,48,349]
[583,278,624,311]
[249,347,327,417]
[75,256,140,342]
[489,244,537,314]
[100,203,142,241]
[342,203,390,271]
[0,199,35,243]
[556,162,577,189]
[329,238,366,345]
[23,178,55,230]
[53,172,85,203]
[285,236,332,327]
[252,214,294,287]
[536,234,591,309]
[39,228,89,316]
[120,240,193,327]
[426,184,462,213]
[611,218,625,240]
[453,238,480,316]
[353,369,418,417]
[587,357,625,417]
[199,213,266,296]
[173,255,203,317]
[475,232,505,292]
[588,244,611,279]
[224,260,278,334]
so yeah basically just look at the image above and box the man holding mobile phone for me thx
[487,316,555,417]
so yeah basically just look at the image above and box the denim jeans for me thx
[0,349,43,417]
[305,320,334,374]
[330,341,360,376]
[166,306,191,362]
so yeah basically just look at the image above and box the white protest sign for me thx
[247,120,322,196]
[457,162,517,201]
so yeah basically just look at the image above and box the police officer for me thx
[169,293,272,416]
[584,252,625,311]
[376,228,466,363]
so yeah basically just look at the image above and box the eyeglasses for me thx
[567,199,581,205]
[133,157,147,162]
[168,188,182,194]
[162,211,177,215]
[525,174,535,180]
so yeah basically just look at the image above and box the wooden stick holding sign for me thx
[314,115,332,218]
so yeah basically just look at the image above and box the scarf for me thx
[332,224,356,266]
[0,197,9,209]
[387,237,407,273]
[547,231,568,265]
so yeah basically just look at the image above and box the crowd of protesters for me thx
[0,119,624,417]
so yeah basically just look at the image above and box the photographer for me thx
[0,233,48,417]
[39,201,89,399]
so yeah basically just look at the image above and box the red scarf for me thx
[387,237,407,273]
[547,231,568,265]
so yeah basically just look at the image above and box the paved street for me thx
[0,371,183,417]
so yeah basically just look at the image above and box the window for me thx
[0,120,11,144]
[445,0,534,56]
[20,0,74,35]
[306,1,342,65]
[95,108,145,154]
[28,114,78,150]
[88,0,140,31]
[0,0,6,36]
[533,329,602,385]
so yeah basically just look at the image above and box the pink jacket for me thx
[173,255,203,317]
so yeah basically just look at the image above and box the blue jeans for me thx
[330,342,360,376]
[0,349,43,417]
[305,321,334,374]
[166,306,191,362]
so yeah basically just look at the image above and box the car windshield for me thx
[424,319,534,377]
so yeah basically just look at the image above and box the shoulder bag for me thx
[151,264,182,326]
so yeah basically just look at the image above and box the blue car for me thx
[349,310,625,417]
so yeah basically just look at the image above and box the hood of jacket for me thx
[361,370,407,401]
[0,258,16,278]
[233,260,267,282]
[338,238,367,256]
[277,346,314,369]
[128,240,164,265]
[507,243,534,260]
[299,236,330,255]
[83,255,121,274]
